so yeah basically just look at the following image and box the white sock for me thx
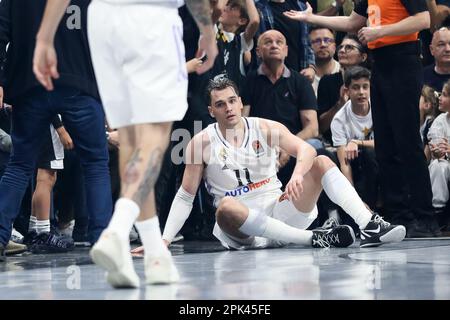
[238,209,313,245]
[321,166,372,229]
[29,215,37,233]
[36,219,50,234]
[135,216,169,257]
[108,198,140,242]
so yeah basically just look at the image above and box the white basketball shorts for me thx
[87,1,188,128]
[213,191,318,250]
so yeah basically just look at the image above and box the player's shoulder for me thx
[253,117,284,131]
[190,128,212,149]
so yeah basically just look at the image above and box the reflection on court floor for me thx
[0,239,449,300]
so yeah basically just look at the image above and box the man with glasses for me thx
[283,0,440,237]
[309,26,340,95]
[425,26,450,92]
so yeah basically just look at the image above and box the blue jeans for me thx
[0,87,112,245]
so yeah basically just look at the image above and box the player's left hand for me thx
[33,39,59,91]
[286,173,304,201]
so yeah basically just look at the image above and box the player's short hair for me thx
[344,66,371,87]
[206,77,240,105]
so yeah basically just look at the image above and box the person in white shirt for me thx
[427,79,450,234]
[32,0,218,288]
[331,66,378,208]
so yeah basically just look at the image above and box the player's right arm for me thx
[162,133,208,245]
[33,0,70,91]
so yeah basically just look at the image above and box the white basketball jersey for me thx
[204,117,282,207]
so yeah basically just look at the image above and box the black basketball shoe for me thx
[312,225,355,248]
[360,213,406,248]
[29,232,74,253]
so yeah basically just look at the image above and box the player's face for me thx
[209,86,243,127]
[347,78,370,109]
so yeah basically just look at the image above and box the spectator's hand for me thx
[33,39,59,91]
[437,139,450,154]
[283,2,313,22]
[286,172,304,201]
[108,130,120,148]
[358,26,383,45]
[300,67,315,83]
[57,126,74,150]
[277,149,290,169]
[186,58,203,74]
[196,28,218,75]
[430,142,445,159]
[345,140,359,163]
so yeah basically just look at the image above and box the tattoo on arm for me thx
[132,148,164,207]
[186,0,213,27]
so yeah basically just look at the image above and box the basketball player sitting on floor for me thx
[138,78,406,251]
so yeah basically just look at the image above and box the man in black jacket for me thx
[0,0,113,261]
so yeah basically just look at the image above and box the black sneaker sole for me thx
[360,225,406,248]
[30,245,74,254]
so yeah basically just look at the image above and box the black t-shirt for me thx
[423,64,450,92]
[317,72,343,143]
[242,68,317,135]
[269,0,301,71]
[354,0,427,18]
[0,0,100,102]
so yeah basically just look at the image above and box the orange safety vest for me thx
[367,0,419,49]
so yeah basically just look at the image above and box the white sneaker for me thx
[145,253,180,285]
[90,230,140,288]
[11,228,24,244]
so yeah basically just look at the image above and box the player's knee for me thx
[313,155,335,174]
[216,197,236,216]
[216,197,240,223]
